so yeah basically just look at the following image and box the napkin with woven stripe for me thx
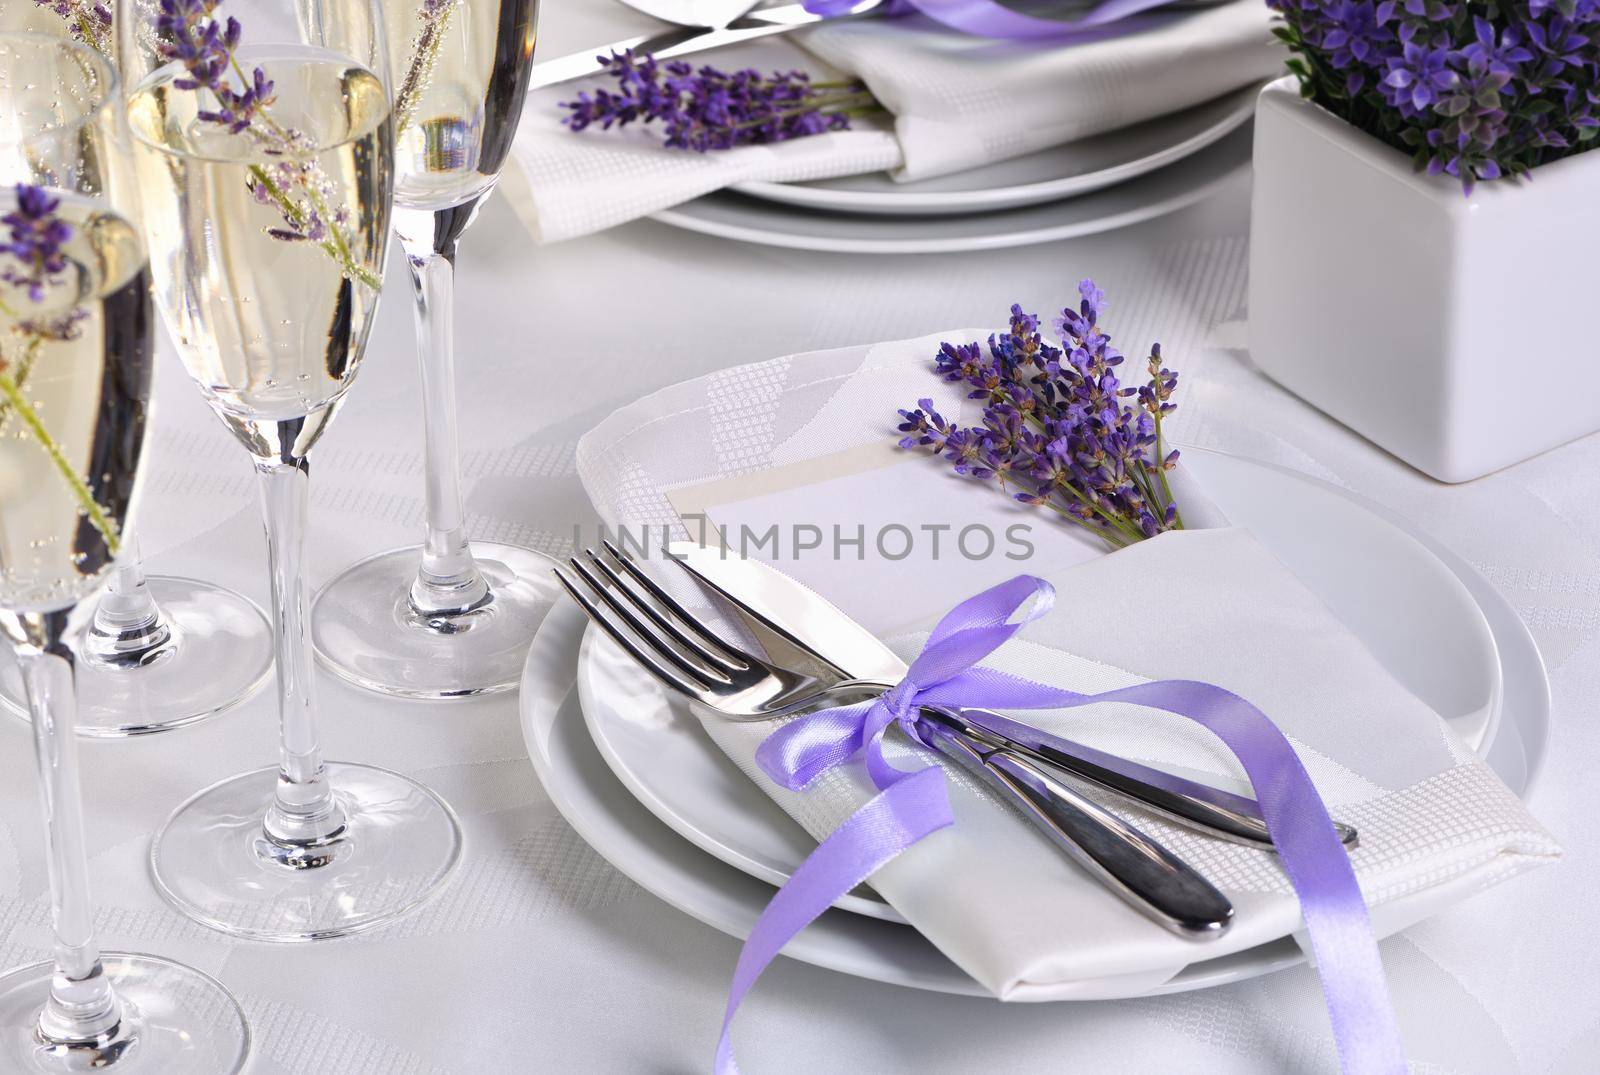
[572,331,1560,997]
[503,2,1281,243]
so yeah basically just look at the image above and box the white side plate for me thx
[732,86,1256,217]
[651,123,1252,254]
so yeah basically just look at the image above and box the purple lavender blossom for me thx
[1269,0,1600,192]
[560,50,879,152]
[1,185,72,305]
[144,0,379,288]
[895,280,1183,549]
[32,1,111,54]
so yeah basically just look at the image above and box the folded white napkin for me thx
[575,332,1560,997]
[504,3,1282,243]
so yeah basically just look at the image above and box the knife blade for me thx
[668,542,1357,851]
[527,1,886,92]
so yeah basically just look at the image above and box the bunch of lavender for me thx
[1268,1,1600,192]
[32,0,111,55]
[0,184,119,553]
[561,50,880,151]
[896,280,1182,548]
[151,0,380,288]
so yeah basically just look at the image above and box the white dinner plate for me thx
[577,447,1505,928]
[521,453,1549,1000]
[651,123,1252,254]
[732,86,1257,217]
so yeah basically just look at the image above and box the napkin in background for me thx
[573,332,1560,997]
[503,2,1282,243]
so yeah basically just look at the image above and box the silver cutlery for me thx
[528,0,886,91]
[555,544,1235,938]
[667,541,1358,851]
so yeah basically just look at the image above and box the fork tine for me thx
[553,566,709,698]
[567,555,734,687]
[589,545,749,675]
[664,545,838,676]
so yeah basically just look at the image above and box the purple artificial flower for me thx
[1268,0,1600,191]
[560,50,879,152]
[1380,30,1460,115]
[2,184,72,304]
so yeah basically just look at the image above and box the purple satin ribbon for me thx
[802,0,1180,41]
[714,575,1407,1074]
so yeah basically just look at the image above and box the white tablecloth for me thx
[1,17,1594,1075]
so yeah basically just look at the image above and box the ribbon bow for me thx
[755,574,1057,794]
[715,576,1406,1075]
[802,0,1184,41]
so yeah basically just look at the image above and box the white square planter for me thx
[1249,76,1600,483]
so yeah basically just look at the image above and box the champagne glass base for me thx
[0,953,249,1074]
[311,544,561,699]
[150,763,462,942]
[0,578,272,737]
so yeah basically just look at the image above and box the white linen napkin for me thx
[504,3,1282,243]
[573,332,1560,997]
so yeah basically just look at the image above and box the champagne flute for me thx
[120,0,461,940]
[311,0,558,699]
[0,31,249,1072]
[0,2,274,737]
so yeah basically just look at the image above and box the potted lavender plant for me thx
[1249,5,1600,482]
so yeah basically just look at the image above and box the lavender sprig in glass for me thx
[561,50,880,151]
[896,279,1183,549]
[394,0,458,135]
[31,0,112,54]
[150,0,381,288]
[0,184,119,554]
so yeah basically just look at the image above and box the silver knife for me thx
[668,542,1356,852]
[528,0,887,92]
[917,716,1233,937]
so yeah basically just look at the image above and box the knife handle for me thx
[944,708,1359,851]
[919,720,1233,939]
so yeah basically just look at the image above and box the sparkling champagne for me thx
[0,195,152,613]
[387,0,538,210]
[128,52,392,455]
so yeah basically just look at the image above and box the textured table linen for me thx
[503,1,1280,242]
[0,36,1593,1070]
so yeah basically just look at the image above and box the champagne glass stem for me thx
[11,610,121,1044]
[254,450,345,853]
[397,201,489,619]
[84,536,175,667]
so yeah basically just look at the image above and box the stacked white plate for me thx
[649,86,1257,253]
[520,449,1551,998]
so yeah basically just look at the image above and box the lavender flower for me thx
[395,0,460,135]
[1,185,72,304]
[32,0,112,55]
[1269,0,1600,192]
[896,281,1183,549]
[561,50,880,152]
[149,0,380,288]
[0,184,120,554]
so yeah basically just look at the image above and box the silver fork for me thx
[555,547,1235,938]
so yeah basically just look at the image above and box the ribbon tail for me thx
[1149,682,1407,1075]
[714,766,954,1075]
